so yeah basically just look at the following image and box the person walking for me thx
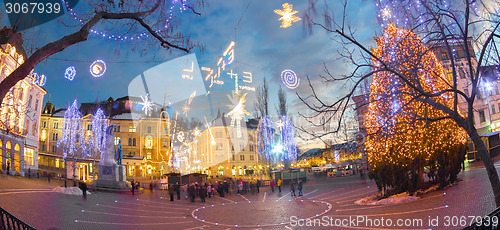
[298,180,303,196]
[47,173,51,183]
[199,185,207,203]
[270,180,275,193]
[28,168,31,179]
[188,184,196,202]
[150,182,154,192]
[80,181,88,200]
[277,179,282,193]
[131,180,135,195]
[175,182,181,200]
[290,180,296,197]
[256,180,261,193]
[169,184,175,201]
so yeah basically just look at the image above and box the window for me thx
[163,139,168,147]
[232,155,235,161]
[52,145,57,153]
[87,124,92,131]
[34,99,39,111]
[164,127,167,134]
[114,125,120,133]
[147,153,152,160]
[147,126,152,133]
[24,148,34,166]
[52,133,58,141]
[492,105,497,115]
[41,144,46,151]
[240,155,245,161]
[25,122,29,135]
[27,95,32,108]
[128,138,132,146]
[55,159,60,168]
[42,121,46,128]
[129,126,136,133]
[32,122,36,135]
[216,143,223,151]
[479,109,486,123]
[133,138,136,146]
[53,122,58,129]
[459,68,466,79]
[41,129,46,141]
[145,136,153,149]
[115,137,121,145]
[250,155,255,161]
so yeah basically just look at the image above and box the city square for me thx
[1,0,500,229]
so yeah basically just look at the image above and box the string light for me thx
[61,0,191,41]
[58,99,85,160]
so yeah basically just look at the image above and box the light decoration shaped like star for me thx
[193,127,201,137]
[182,104,191,115]
[182,91,197,116]
[382,7,391,19]
[139,94,155,116]
[227,90,250,138]
[274,3,301,28]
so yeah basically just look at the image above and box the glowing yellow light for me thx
[274,3,301,28]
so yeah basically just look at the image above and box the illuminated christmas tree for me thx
[364,24,467,194]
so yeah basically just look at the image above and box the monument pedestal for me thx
[95,164,129,192]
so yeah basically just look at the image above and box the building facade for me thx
[37,96,171,181]
[194,115,260,178]
[0,29,46,176]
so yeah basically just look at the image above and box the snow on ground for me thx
[355,192,419,206]
[52,187,90,195]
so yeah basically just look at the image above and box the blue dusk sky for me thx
[1,0,379,149]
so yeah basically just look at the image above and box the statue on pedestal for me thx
[115,139,123,165]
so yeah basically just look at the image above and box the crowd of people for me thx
[154,178,305,202]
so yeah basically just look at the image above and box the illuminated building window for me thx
[55,159,60,168]
[24,148,34,166]
[129,126,136,133]
[115,136,121,145]
[145,136,153,149]
[147,153,152,160]
[128,165,134,176]
[40,129,47,141]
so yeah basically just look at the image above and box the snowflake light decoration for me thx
[274,3,301,28]
[139,94,155,116]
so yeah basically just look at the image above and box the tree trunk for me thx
[469,128,500,207]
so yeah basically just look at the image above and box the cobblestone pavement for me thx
[1,160,500,230]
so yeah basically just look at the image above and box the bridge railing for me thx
[0,206,36,230]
